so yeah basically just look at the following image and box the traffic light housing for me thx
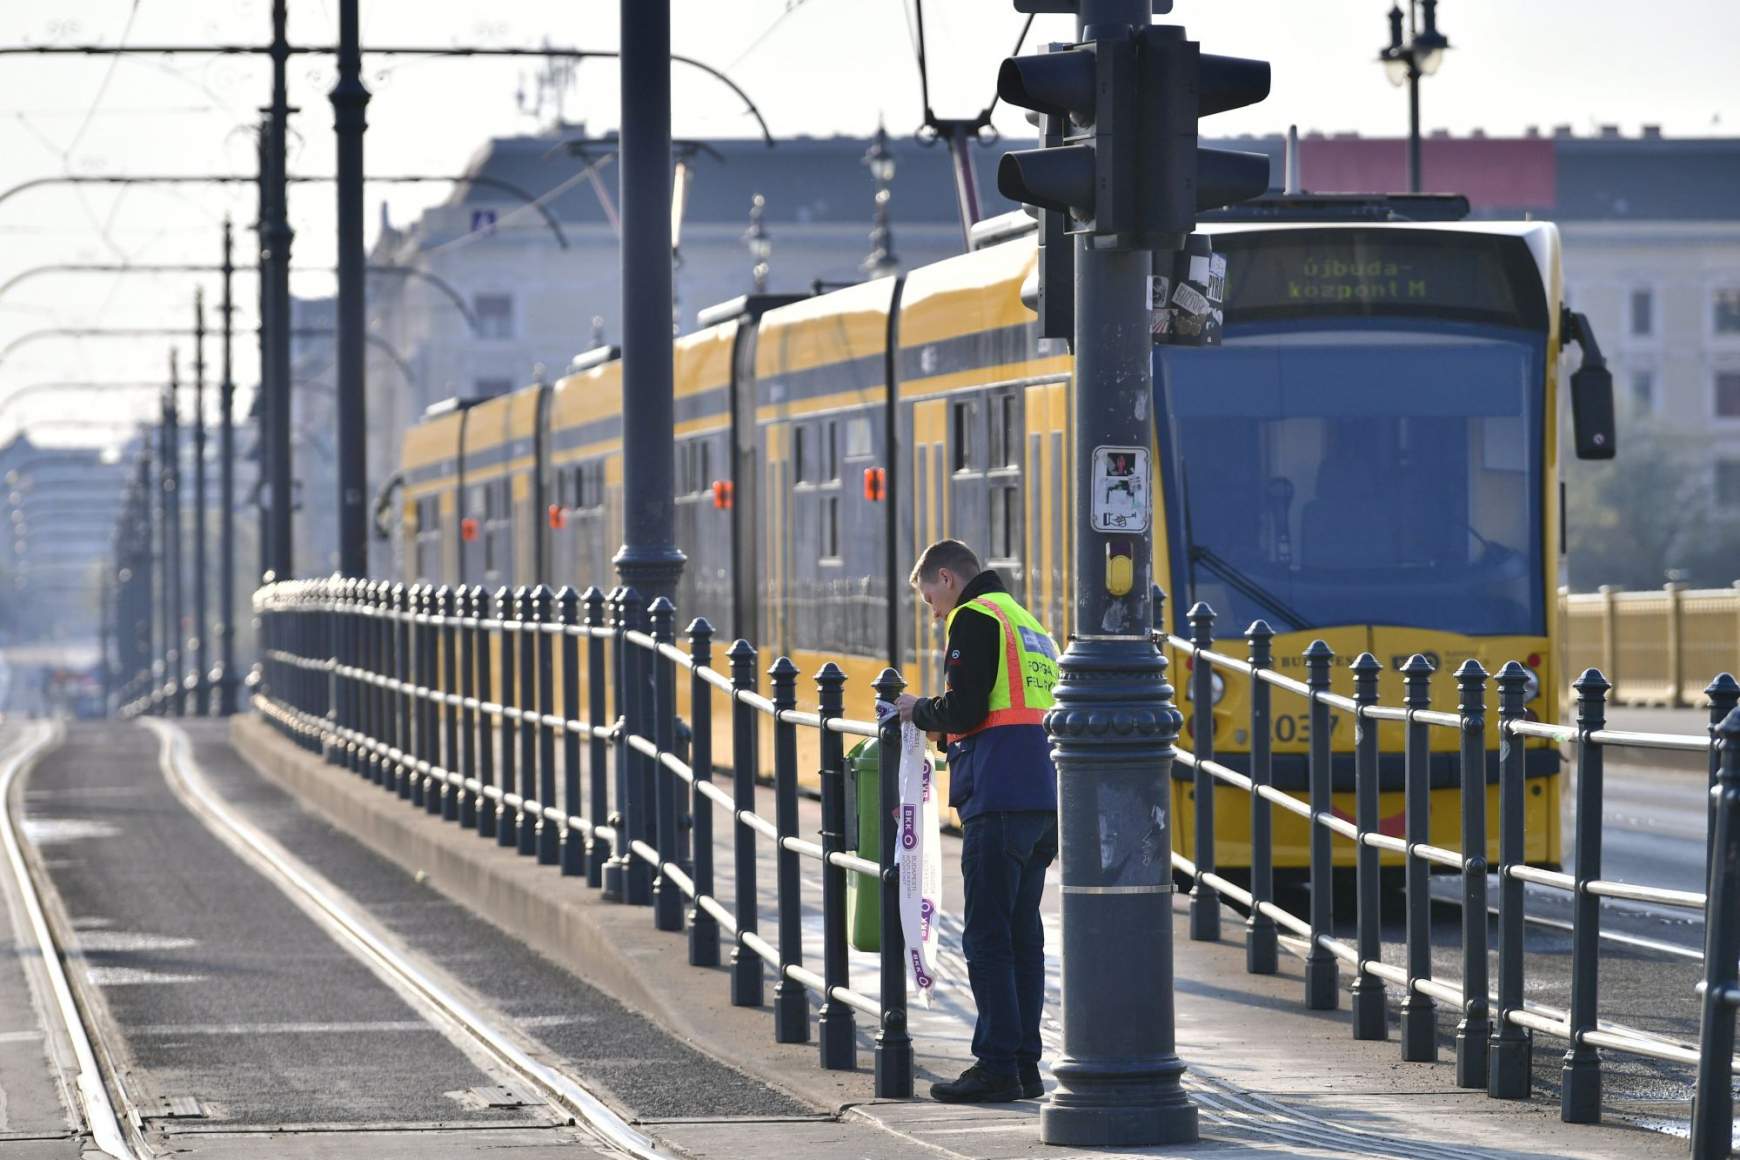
[997,25,1270,251]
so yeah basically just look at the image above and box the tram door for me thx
[729,322,761,645]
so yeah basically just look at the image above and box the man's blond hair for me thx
[909,539,981,587]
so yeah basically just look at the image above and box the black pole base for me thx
[459,793,477,829]
[1188,888,1220,942]
[1454,1017,1491,1088]
[653,880,683,932]
[601,855,626,903]
[1560,1053,1601,1123]
[873,1032,914,1099]
[586,843,608,889]
[538,824,560,866]
[442,789,459,823]
[730,946,763,1008]
[411,775,426,808]
[626,860,652,906]
[398,771,414,801]
[1487,1031,1531,1099]
[688,912,719,966]
[1304,955,1338,1011]
[773,981,808,1044]
[1400,998,1437,1062]
[1244,919,1277,975]
[476,803,497,840]
[561,834,585,877]
[426,782,444,816]
[1040,1061,1199,1148]
[518,812,538,856]
[1349,979,1387,1041]
[817,1007,855,1071]
[496,807,517,847]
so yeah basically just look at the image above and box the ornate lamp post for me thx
[862,121,899,279]
[743,194,772,293]
[1378,0,1450,193]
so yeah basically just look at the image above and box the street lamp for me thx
[862,120,899,280]
[1378,0,1450,193]
[743,193,772,293]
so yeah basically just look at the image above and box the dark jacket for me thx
[910,570,1058,820]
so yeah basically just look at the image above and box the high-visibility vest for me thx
[944,591,1059,744]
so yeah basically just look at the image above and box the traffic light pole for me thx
[612,0,685,606]
[332,0,370,578]
[1040,2,1195,1146]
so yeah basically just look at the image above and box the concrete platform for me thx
[229,714,1695,1159]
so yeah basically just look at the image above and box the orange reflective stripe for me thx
[950,707,1046,743]
[969,597,1026,712]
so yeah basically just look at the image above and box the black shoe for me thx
[930,1065,1022,1104]
[1019,1062,1044,1099]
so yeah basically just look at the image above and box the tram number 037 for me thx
[1273,713,1340,744]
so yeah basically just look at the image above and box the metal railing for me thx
[1566,581,1740,707]
[1165,601,1740,1157]
[247,576,915,1097]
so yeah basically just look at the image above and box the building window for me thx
[1719,461,1740,506]
[1718,371,1740,418]
[475,293,514,340]
[474,377,512,397]
[1717,289,1740,336]
[1630,369,1655,412]
[1630,288,1653,337]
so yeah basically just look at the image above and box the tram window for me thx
[989,484,1019,561]
[793,426,809,484]
[952,401,976,472]
[823,420,839,481]
[821,495,840,560]
[845,416,873,459]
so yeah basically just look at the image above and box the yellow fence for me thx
[1565,583,1740,706]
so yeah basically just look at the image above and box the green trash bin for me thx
[845,735,882,952]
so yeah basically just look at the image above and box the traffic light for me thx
[997,25,1270,250]
[1135,26,1271,249]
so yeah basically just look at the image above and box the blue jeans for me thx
[960,810,1058,1077]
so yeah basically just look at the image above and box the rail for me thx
[1161,601,1740,1157]
[236,576,916,1097]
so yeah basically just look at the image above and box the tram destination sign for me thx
[1213,228,1546,329]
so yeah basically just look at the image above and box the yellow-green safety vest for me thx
[944,591,1059,744]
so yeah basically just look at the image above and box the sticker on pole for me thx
[1090,446,1150,533]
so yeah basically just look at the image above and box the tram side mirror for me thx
[1570,361,1616,460]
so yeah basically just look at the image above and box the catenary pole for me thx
[611,0,685,601]
[263,0,295,579]
[332,0,370,577]
[192,290,209,714]
[1039,0,1199,1147]
[218,218,239,714]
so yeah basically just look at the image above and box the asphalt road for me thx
[15,721,809,1156]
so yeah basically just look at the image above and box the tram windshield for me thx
[1158,329,1545,637]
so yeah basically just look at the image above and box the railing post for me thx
[1454,659,1491,1089]
[393,583,413,798]
[368,581,388,784]
[1562,667,1610,1124]
[620,589,652,905]
[346,579,364,773]
[408,585,429,806]
[1187,601,1219,942]
[729,639,763,1008]
[602,587,630,902]
[1303,640,1338,1011]
[687,617,719,964]
[329,579,349,767]
[438,586,460,821]
[1705,674,1740,876]
[558,587,585,875]
[1489,660,1531,1099]
[816,661,855,1070]
[872,667,913,1098]
[517,587,539,856]
[458,586,480,829]
[1350,651,1386,1040]
[423,586,446,815]
[650,596,684,931]
[1400,652,1437,1063]
[534,585,560,864]
[1691,705,1740,1159]
[494,586,518,844]
[584,587,612,887]
[770,655,808,1044]
[1245,620,1278,975]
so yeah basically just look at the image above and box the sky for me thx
[0,0,1735,447]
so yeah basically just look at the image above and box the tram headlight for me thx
[1521,667,1541,703]
[1185,670,1226,704]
